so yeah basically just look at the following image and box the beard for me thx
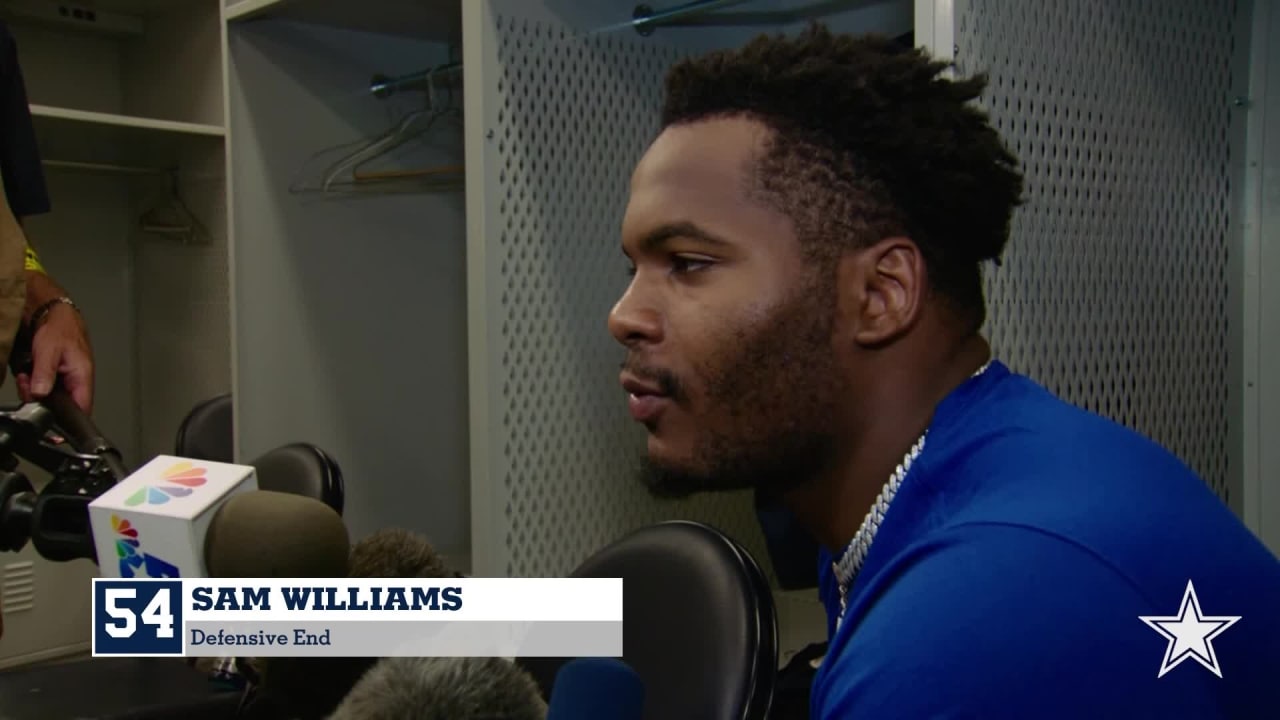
[632,271,844,500]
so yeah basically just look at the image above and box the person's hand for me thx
[17,301,94,413]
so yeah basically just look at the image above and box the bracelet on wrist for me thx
[30,296,77,329]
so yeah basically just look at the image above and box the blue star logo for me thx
[1139,580,1241,678]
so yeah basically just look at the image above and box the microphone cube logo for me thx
[89,456,260,579]
[92,579,184,656]
[125,461,208,506]
[112,515,181,578]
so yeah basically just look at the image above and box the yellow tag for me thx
[24,245,44,274]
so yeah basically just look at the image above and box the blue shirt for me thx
[811,361,1280,719]
[0,21,49,218]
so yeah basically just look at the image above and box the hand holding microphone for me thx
[0,323,120,564]
[6,319,111,474]
[2,316,342,581]
[10,289,95,416]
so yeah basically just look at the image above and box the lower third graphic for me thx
[1139,579,1241,678]
[93,579,184,656]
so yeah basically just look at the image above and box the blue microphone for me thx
[546,658,645,720]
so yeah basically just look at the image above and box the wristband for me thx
[31,296,76,329]
[24,245,45,274]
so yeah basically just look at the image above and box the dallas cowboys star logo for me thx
[1140,580,1241,678]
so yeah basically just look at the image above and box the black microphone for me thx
[40,383,126,480]
[247,527,462,720]
[546,658,645,720]
[325,656,548,720]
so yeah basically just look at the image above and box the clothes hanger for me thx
[139,170,207,244]
[320,105,445,191]
[289,62,464,195]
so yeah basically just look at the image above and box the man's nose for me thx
[608,283,663,349]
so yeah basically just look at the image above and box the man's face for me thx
[609,116,845,499]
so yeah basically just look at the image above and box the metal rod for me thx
[42,159,169,176]
[577,0,750,37]
[630,0,878,32]
[629,0,752,35]
[369,62,462,99]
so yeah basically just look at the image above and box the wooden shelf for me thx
[29,104,224,172]
[224,0,459,42]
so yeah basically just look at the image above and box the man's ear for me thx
[835,237,926,348]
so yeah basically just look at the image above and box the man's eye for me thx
[671,255,712,274]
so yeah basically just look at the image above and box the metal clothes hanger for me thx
[139,170,207,244]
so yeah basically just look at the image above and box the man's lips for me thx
[620,372,671,423]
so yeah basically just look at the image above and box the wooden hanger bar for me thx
[352,164,465,182]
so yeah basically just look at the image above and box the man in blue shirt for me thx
[608,24,1280,718]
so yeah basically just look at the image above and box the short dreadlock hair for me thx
[660,24,1024,331]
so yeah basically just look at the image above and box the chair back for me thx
[174,393,233,463]
[248,442,345,516]
[521,521,777,720]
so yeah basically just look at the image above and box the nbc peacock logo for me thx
[112,515,180,578]
[124,461,208,507]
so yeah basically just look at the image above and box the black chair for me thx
[174,393,233,463]
[520,521,778,720]
[174,394,344,516]
[248,442,345,516]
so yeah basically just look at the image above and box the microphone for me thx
[195,490,351,698]
[345,526,460,578]
[86,454,263,578]
[325,656,548,720]
[203,490,350,578]
[546,658,645,720]
[248,527,461,720]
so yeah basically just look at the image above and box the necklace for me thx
[832,359,993,629]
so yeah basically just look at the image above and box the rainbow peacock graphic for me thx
[111,514,180,578]
[124,461,208,506]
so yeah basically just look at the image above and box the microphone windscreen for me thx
[203,490,349,578]
[546,658,645,720]
[251,527,457,720]
[347,527,457,578]
[326,656,548,720]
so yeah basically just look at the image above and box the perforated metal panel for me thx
[478,11,774,580]
[954,0,1243,504]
